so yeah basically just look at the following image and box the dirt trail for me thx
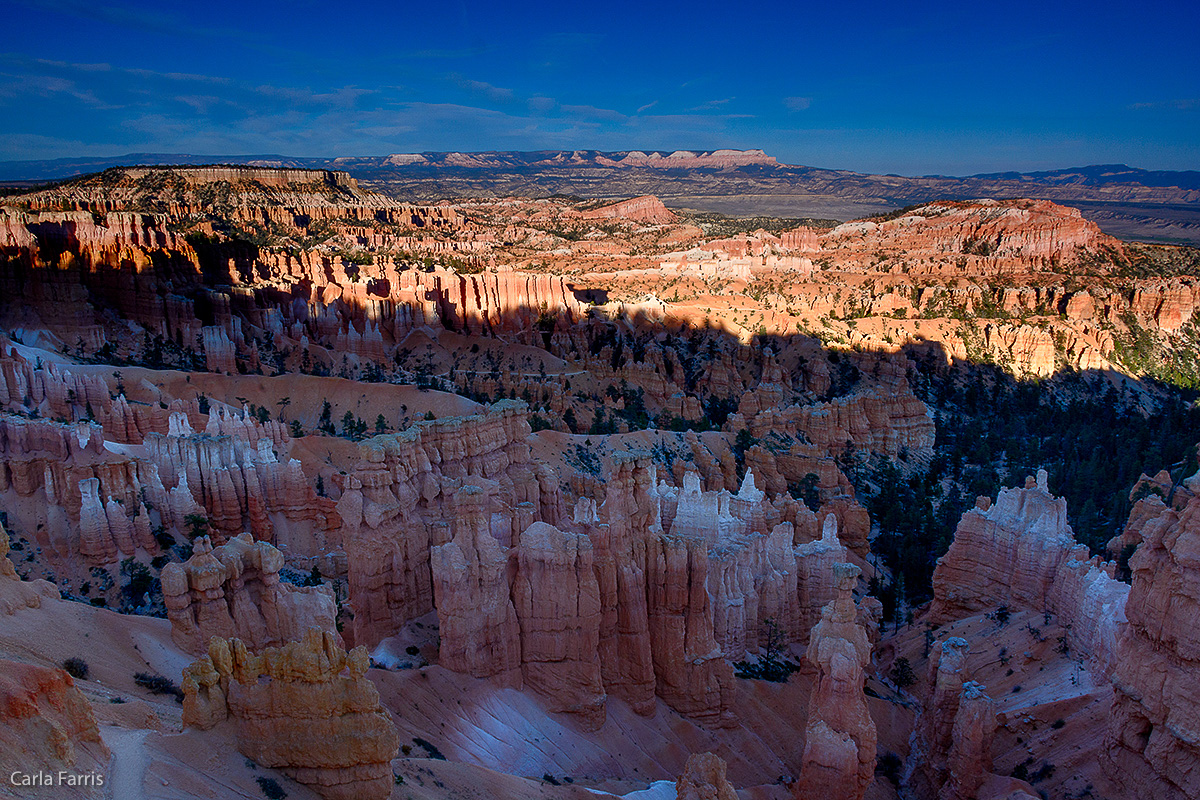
[102,726,149,800]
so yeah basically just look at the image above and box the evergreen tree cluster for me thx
[865,359,1199,616]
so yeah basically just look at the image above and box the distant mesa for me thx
[607,149,779,168]
[121,164,359,191]
[2,150,1197,244]
[364,149,779,171]
[579,195,678,224]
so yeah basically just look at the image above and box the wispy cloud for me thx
[454,76,515,103]
[784,96,812,111]
[35,58,112,73]
[125,67,231,85]
[1129,98,1198,111]
[0,70,116,108]
[689,97,734,111]
[561,104,627,123]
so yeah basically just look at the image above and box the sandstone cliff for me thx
[339,401,550,648]
[675,751,738,800]
[0,344,334,572]
[181,629,399,800]
[647,532,736,728]
[513,521,606,728]
[430,485,522,682]
[0,660,109,796]
[729,362,935,469]
[930,472,1128,675]
[794,563,876,800]
[1104,493,1200,799]
[162,533,338,655]
[580,195,677,225]
[0,519,59,615]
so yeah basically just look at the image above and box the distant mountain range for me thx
[3,150,1198,244]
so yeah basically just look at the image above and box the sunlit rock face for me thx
[181,629,399,800]
[930,472,1129,676]
[1104,494,1200,800]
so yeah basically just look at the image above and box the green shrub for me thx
[412,737,446,760]
[134,672,184,703]
[255,776,287,799]
[62,658,89,680]
[891,657,916,688]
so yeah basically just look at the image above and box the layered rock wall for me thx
[930,472,1128,675]
[579,195,676,225]
[647,532,735,727]
[430,485,522,681]
[730,366,935,467]
[513,521,605,728]
[0,660,109,795]
[162,533,338,655]
[0,345,333,568]
[1104,495,1200,799]
[181,630,398,800]
[339,401,550,648]
[400,449,859,727]
[794,563,876,800]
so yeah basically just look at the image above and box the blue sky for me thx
[2,0,1198,175]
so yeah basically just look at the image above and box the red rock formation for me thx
[819,199,1112,268]
[0,521,59,615]
[795,562,875,800]
[941,682,997,800]
[76,475,156,561]
[795,515,853,639]
[653,467,854,661]
[513,521,605,728]
[908,637,998,800]
[730,366,935,465]
[340,401,550,648]
[0,411,169,564]
[647,532,735,727]
[580,196,677,225]
[818,496,871,559]
[1,186,586,371]
[930,472,1129,675]
[0,346,337,568]
[908,637,970,797]
[0,660,109,794]
[162,533,339,655]
[1104,494,1200,800]
[429,485,522,681]
[124,165,361,191]
[675,751,739,800]
[586,456,658,714]
[181,629,399,800]
[201,325,238,374]
[143,415,331,549]
[780,227,822,251]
